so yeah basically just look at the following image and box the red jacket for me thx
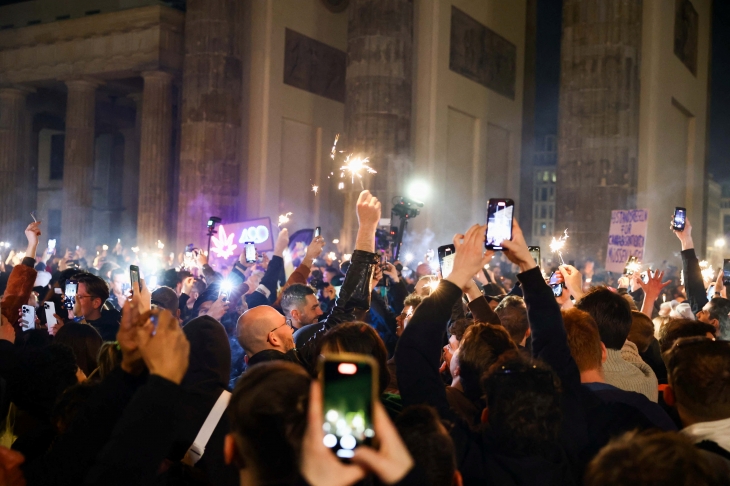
[2,262,37,332]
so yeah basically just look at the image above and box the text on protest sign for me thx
[605,209,648,273]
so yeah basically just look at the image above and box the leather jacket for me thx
[291,249,379,371]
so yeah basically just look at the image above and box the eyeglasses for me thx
[76,294,94,300]
[269,318,294,334]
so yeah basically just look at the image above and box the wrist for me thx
[445,270,472,291]
[301,257,314,268]
[518,260,537,273]
[680,238,694,251]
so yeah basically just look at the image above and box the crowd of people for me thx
[0,190,729,485]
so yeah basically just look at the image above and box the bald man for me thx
[238,306,296,367]
[236,191,382,373]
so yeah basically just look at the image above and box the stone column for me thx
[0,88,29,238]
[344,0,413,243]
[137,71,174,250]
[121,93,142,245]
[177,0,242,248]
[556,1,642,262]
[61,79,99,249]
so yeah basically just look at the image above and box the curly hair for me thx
[481,351,562,455]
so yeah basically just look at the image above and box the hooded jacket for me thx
[164,316,238,486]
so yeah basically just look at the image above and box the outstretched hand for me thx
[25,221,41,258]
[500,219,536,272]
[559,264,584,300]
[355,191,381,253]
[274,228,290,257]
[637,269,671,299]
[447,224,494,291]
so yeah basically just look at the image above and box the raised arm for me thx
[396,224,493,418]
[673,217,707,315]
[501,220,580,389]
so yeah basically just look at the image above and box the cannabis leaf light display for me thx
[211,225,238,259]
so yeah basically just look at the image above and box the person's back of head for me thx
[481,352,561,455]
[585,430,725,486]
[627,311,655,354]
[226,361,310,484]
[403,293,423,311]
[494,295,525,314]
[93,341,122,381]
[396,405,459,486]
[576,287,632,350]
[447,318,473,343]
[495,303,529,346]
[151,286,180,314]
[52,381,98,434]
[16,343,79,418]
[280,284,315,318]
[317,322,389,395]
[54,323,103,376]
[458,323,517,402]
[562,308,603,374]
[665,338,730,425]
[658,319,716,354]
[182,316,232,392]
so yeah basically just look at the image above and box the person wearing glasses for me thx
[235,191,382,373]
[73,272,121,341]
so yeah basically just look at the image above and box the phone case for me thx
[21,305,36,330]
[44,301,57,328]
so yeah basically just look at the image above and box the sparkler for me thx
[549,229,570,265]
[30,211,37,222]
[311,185,319,195]
[338,182,345,190]
[343,253,352,261]
[327,251,337,261]
[331,134,339,160]
[157,240,165,250]
[278,212,292,227]
[340,154,376,189]
[699,260,715,285]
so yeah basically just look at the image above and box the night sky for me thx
[534,0,730,184]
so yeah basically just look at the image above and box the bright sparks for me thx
[157,240,165,250]
[311,185,319,195]
[340,154,376,185]
[330,134,339,160]
[327,251,337,261]
[278,212,292,227]
[626,260,642,275]
[699,260,715,284]
[549,229,569,265]
[338,182,345,190]
[343,253,352,261]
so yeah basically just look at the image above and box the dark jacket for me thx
[681,248,707,316]
[395,279,577,485]
[251,249,379,372]
[87,308,121,342]
[160,316,239,486]
[23,368,148,485]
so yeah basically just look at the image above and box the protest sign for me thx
[605,209,649,273]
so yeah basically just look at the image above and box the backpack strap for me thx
[182,390,232,466]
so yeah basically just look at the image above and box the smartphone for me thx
[723,259,730,286]
[130,265,140,290]
[438,244,456,279]
[20,305,36,330]
[673,207,686,231]
[315,227,321,238]
[244,242,257,264]
[319,353,377,459]
[528,246,540,267]
[44,301,57,328]
[624,256,639,276]
[707,283,716,301]
[549,272,564,297]
[485,199,514,250]
[64,281,78,310]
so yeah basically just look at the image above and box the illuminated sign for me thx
[207,217,274,268]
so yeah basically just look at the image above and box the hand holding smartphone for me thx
[672,207,686,231]
[485,199,514,250]
[438,244,456,279]
[130,265,140,292]
[723,259,730,286]
[319,353,377,459]
[244,242,257,263]
[64,281,78,310]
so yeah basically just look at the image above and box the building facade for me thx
[0,0,528,253]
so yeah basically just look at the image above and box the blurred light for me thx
[715,238,726,248]
[404,252,414,263]
[340,434,357,450]
[407,180,430,201]
[326,410,338,422]
[333,239,340,244]
[131,247,140,253]
[157,240,165,250]
[323,434,337,448]
[102,244,109,251]
[343,253,352,261]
